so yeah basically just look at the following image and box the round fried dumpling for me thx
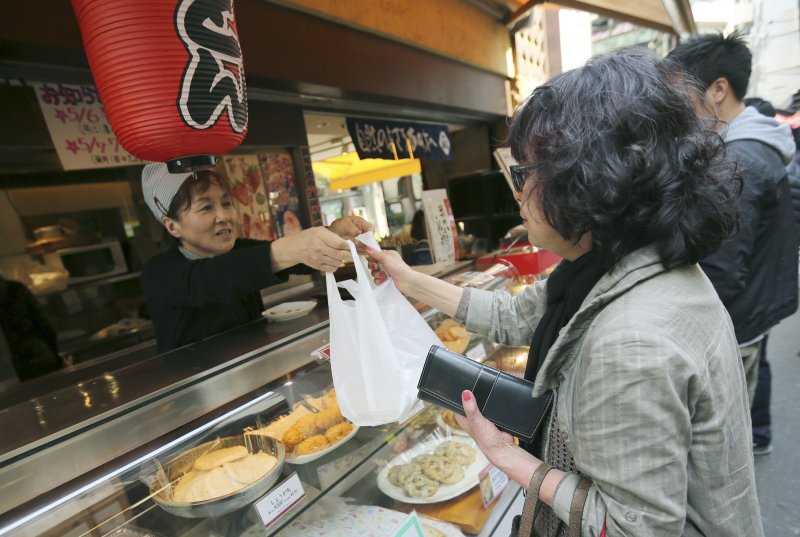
[422,455,465,484]
[388,463,422,486]
[324,422,353,443]
[223,451,277,486]
[193,445,248,471]
[295,434,329,456]
[404,473,439,498]
[435,441,477,466]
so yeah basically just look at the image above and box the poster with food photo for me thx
[258,150,302,237]
[222,154,275,241]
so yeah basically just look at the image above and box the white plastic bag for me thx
[326,239,441,426]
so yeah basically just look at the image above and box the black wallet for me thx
[416,345,553,443]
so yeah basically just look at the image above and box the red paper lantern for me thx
[71,0,248,172]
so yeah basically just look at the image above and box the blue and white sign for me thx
[346,117,453,161]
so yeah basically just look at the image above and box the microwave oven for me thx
[47,241,128,285]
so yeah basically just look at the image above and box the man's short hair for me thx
[667,31,752,101]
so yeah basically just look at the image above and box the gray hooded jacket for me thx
[699,105,799,342]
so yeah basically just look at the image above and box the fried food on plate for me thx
[295,434,330,456]
[324,422,353,443]
[315,406,344,431]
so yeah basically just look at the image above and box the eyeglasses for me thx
[508,163,538,192]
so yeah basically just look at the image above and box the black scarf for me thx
[525,250,606,382]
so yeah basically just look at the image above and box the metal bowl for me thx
[151,434,285,518]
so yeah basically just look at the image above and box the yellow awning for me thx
[312,152,422,190]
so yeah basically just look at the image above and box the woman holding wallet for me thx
[368,50,762,536]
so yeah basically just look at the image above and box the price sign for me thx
[32,82,143,170]
[254,472,306,527]
[479,464,509,508]
[466,343,487,361]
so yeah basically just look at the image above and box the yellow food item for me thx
[435,320,470,353]
[295,434,329,456]
[440,409,463,431]
[293,414,321,438]
[315,407,343,431]
[281,427,306,453]
[193,445,248,471]
[324,422,353,443]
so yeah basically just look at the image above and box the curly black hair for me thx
[508,48,741,269]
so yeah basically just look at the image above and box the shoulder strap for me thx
[567,477,592,537]
[518,463,552,537]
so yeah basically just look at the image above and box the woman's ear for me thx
[163,217,182,239]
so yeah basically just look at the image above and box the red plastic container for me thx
[476,245,561,276]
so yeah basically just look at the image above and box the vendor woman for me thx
[141,162,371,352]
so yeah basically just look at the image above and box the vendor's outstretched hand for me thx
[271,227,352,273]
[327,216,373,240]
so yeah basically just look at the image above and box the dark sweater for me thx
[142,239,307,352]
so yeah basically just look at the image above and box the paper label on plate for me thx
[466,343,486,361]
[391,511,426,537]
[479,464,509,508]
[254,472,306,527]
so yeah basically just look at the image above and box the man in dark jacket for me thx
[669,33,799,455]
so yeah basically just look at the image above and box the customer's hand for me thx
[366,248,414,290]
[455,390,518,463]
[327,216,373,240]
[456,390,564,502]
[271,226,352,273]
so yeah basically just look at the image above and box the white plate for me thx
[262,300,317,321]
[377,436,488,505]
[435,411,470,437]
[285,424,360,464]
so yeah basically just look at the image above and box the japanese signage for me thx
[254,472,306,526]
[421,189,459,264]
[32,82,143,170]
[346,117,453,161]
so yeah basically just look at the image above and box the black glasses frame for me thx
[508,163,537,192]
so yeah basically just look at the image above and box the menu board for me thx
[32,82,143,170]
[421,189,459,264]
[258,150,303,237]
[221,154,275,240]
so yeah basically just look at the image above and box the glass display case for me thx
[0,263,537,537]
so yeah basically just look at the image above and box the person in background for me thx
[669,33,799,456]
[370,50,761,536]
[0,275,62,382]
[141,162,371,352]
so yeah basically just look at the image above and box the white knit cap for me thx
[141,162,193,223]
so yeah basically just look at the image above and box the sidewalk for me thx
[754,306,800,535]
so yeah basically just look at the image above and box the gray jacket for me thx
[465,246,763,536]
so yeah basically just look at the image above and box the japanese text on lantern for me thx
[32,82,143,171]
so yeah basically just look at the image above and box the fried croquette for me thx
[324,422,353,442]
[292,414,320,438]
[281,427,305,453]
[314,407,343,431]
[295,435,329,456]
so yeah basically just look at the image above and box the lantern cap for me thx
[141,162,193,223]
[166,155,218,174]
